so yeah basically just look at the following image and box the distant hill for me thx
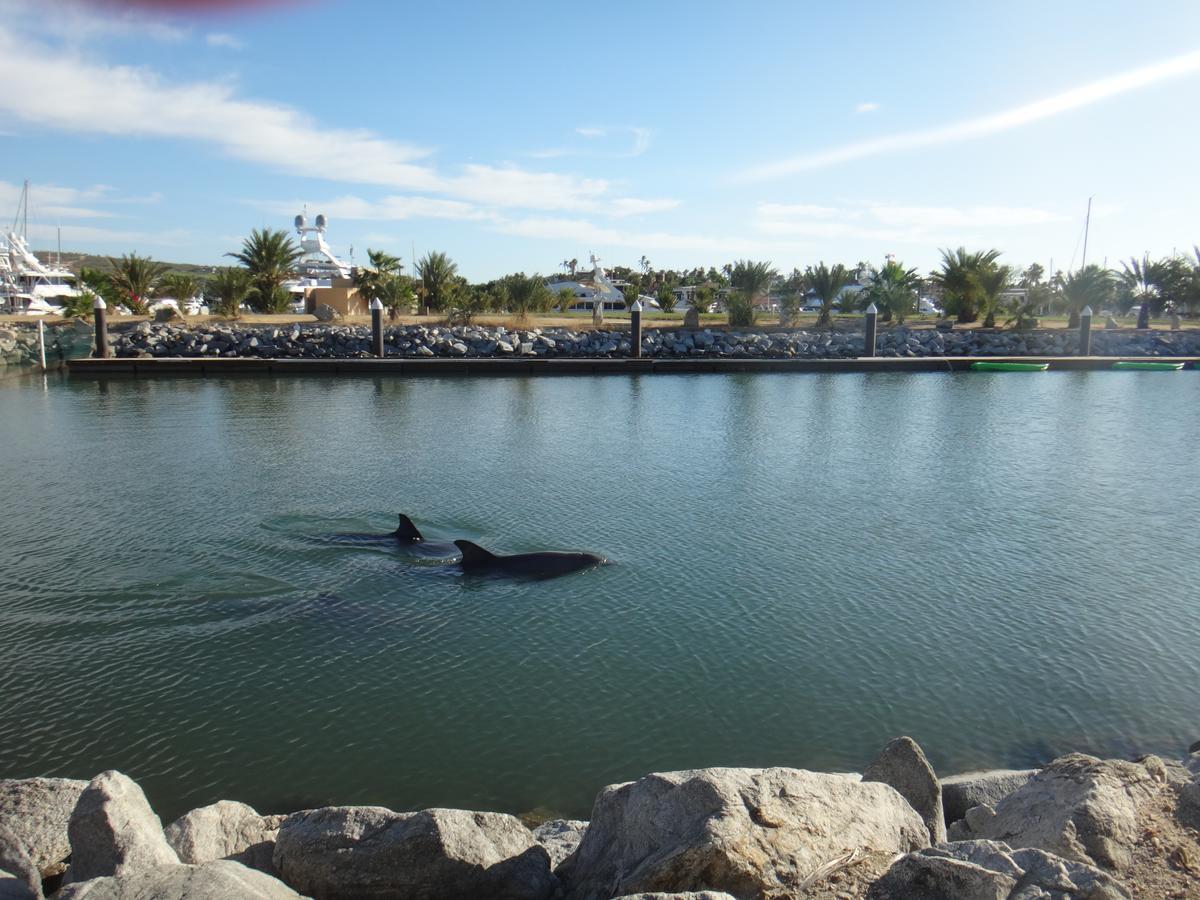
[34,251,216,277]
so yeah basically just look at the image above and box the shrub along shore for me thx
[2,736,1198,898]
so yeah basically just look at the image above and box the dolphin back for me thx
[395,514,424,541]
[454,540,499,565]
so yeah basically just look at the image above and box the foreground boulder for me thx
[867,839,1129,899]
[55,860,303,899]
[164,800,284,874]
[0,777,88,877]
[531,819,587,870]
[947,754,1161,871]
[863,736,946,844]
[612,893,736,900]
[0,826,41,899]
[66,771,179,882]
[941,769,1037,825]
[559,767,928,900]
[273,806,555,899]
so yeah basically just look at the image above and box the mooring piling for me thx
[630,299,643,359]
[93,297,109,359]
[863,302,878,358]
[370,298,384,357]
[1079,305,1093,356]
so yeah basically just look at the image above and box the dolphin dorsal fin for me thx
[395,514,423,541]
[454,540,498,563]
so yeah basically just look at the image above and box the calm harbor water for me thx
[1,371,1198,822]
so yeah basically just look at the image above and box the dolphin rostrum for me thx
[453,540,606,580]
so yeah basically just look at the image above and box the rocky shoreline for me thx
[3,737,1198,899]
[104,322,1200,361]
[4,321,1200,375]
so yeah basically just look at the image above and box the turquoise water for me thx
[1,371,1198,822]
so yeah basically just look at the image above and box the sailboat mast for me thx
[1080,196,1093,271]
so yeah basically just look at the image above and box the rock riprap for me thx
[164,800,285,874]
[66,771,180,883]
[558,766,928,900]
[54,860,304,899]
[862,735,947,844]
[0,825,41,900]
[103,321,1200,361]
[272,805,555,900]
[0,777,88,878]
[940,769,1037,826]
[867,839,1130,899]
[531,819,587,870]
[946,753,1163,871]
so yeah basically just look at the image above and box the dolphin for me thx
[325,515,460,559]
[453,540,606,580]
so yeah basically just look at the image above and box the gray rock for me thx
[0,777,87,877]
[154,306,180,322]
[863,736,947,844]
[0,870,37,900]
[164,801,284,874]
[948,753,1160,871]
[273,806,554,900]
[612,894,736,900]
[942,769,1037,824]
[54,860,303,899]
[67,771,180,882]
[559,766,926,900]
[0,826,40,899]
[1177,780,1200,826]
[868,839,1128,899]
[531,819,586,870]
[314,304,340,322]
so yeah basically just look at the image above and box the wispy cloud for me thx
[496,216,752,255]
[0,25,673,217]
[740,48,1200,180]
[0,179,117,220]
[754,201,1067,244]
[575,126,606,138]
[0,0,189,44]
[855,102,879,113]
[206,32,244,50]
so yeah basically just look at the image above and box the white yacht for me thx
[1,182,79,315]
[283,212,352,306]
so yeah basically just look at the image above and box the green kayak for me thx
[1112,361,1185,371]
[970,361,1050,372]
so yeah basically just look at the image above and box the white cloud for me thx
[496,216,751,255]
[740,47,1200,180]
[0,0,189,44]
[206,32,245,50]
[855,102,879,113]
[0,179,117,220]
[260,194,492,223]
[26,222,191,248]
[0,26,673,217]
[575,126,606,138]
[607,197,681,217]
[753,201,1066,245]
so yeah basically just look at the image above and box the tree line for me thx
[70,227,1200,329]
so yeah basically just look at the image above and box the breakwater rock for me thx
[3,737,1198,899]
[0,323,95,376]
[108,321,1200,361]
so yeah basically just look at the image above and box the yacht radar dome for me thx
[315,214,327,230]
[294,214,306,230]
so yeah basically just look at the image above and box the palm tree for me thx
[729,259,776,310]
[157,272,202,316]
[206,267,253,317]
[108,253,167,315]
[226,228,303,313]
[861,261,920,324]
[569,258,578,278]
[806,262,850,328]
[932,247,1002,323]
[499,272,550,317]
[1062,265,1115,327]
[1120,255,1158,328]
[691,285,714,315]
[556,287,576,313]
[415,251,459,312]
[975,264,1012,329]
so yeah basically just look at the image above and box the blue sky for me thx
[2,0,1199,281]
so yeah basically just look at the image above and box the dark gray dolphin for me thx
[453,540,606,580]
[325,515,460,559]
